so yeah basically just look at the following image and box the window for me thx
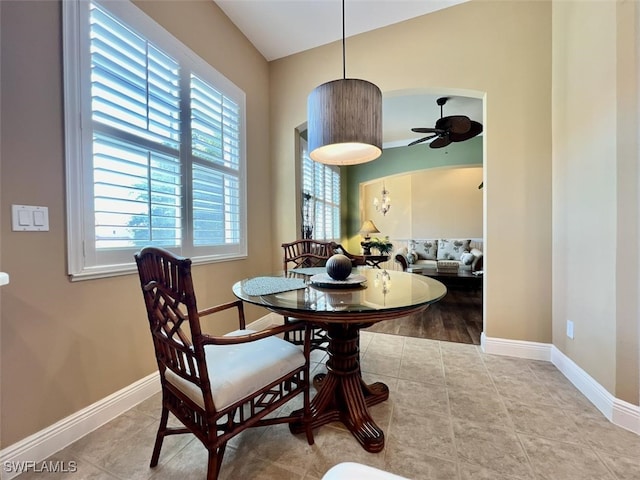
[63,0,246,280]
[301,139,340,241]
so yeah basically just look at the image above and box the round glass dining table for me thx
[232,268,446,453]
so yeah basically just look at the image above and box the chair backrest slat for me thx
[135,247,213,409]
[282,239,337,272]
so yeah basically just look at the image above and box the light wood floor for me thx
[365,286,482,344]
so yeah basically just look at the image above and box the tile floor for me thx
[14,332,640,480]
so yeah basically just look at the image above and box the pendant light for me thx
[307,0,382,166]
[373,181,391,216]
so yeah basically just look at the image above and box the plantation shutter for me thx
[302,149,340,240]
[190,75,241,246]
[64,0,247,279]
[90,2,182,249]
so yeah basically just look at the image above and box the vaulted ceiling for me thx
[215,1,481,148]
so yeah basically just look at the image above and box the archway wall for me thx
[344,136,483,249]
[358,166,483,246]
[270,0,552,343]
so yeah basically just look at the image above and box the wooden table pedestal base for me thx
[291,323,389,453]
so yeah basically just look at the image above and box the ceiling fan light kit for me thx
[307,0,383,165]
[409,96,482,149]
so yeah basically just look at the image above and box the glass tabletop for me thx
[232,267,447,316]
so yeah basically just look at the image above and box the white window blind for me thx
[64,0,246,280]
[302,147,340,241]
[190,75,241,246]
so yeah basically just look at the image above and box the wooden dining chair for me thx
[281,238,336,271]
[281,239,338,351]
[330,242,367,267]
[135,247,314,480]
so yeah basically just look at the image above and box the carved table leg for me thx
[291,323,389,452]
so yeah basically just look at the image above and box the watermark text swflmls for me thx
[3,460,78,474]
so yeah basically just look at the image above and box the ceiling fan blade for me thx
[411,127,440,134]
[408,134,437,146]
[449,121,483,142]
[436,115,471,134]
[430,135,452,149]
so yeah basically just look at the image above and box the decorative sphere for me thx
[326,254,352,280]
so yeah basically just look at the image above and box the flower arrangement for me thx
[369,236,393,255]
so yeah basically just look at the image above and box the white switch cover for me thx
[566,320,574,339]
[12,205,49,231]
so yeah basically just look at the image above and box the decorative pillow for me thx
[437,239,471,261]
[407,251,417,264]
[460,252,474,265]
[413,240,438,260]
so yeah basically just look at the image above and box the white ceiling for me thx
[215,0,482,148]
[215,0,468,62]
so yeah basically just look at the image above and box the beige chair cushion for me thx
[165,329,305,410]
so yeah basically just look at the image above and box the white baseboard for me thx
[612,397,640,435]
[247,312,284,330]
[551,345,640,435]
[550,345,614,419]
[480,332,552,361]
[0,372,160,480]
[482,334,639,436]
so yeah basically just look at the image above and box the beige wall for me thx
[1,0,637,452]
[270,0,639,405]
[270,1,553,345]
[361,167,483,240]
[552,1,639,403]
[0,0,273,447]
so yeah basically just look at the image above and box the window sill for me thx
[69,253,248,282]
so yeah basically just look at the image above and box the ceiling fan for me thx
[408,97,483,148]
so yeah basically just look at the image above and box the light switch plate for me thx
[566,319,574,339]
[12,205,50,231]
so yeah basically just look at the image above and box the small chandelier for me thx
[373,182,391,216]
[374,269,392,295]
[307,0,382,166]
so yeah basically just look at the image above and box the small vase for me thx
[326,254,352,281]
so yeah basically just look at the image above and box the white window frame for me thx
[300,138,341,241]
[63,0,247,281]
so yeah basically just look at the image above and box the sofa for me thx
[394,238,483,273]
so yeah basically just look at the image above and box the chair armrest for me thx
[199,322,311,346]
[199,299,247,329]
[331,243,366,266]
[198,299,244,317]
[472,256,483,272]
[394,249,409,271]
[470,248,483,272]
[198,301,311,348]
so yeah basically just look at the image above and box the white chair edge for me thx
[321,462,410,480]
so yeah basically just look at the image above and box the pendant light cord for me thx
[342,0,346,79]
